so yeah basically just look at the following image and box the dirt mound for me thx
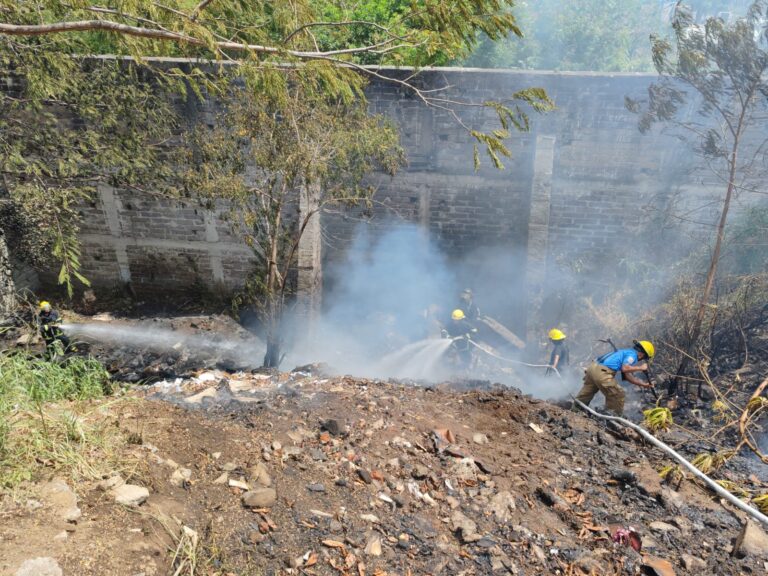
[2,372,766,575]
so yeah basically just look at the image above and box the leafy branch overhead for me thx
[0,0,552,166]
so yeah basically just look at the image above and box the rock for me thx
[40,479,81,523]
[329,519,343,533]
[535,487,569,512]
[360,513,380,523]
[610,469,637,485]
[220,462,237,472]
[660,488,686,511]
[365,534,382,556]
[641,555,676,576]
[310,448,327,462]
[476,537,497,548]
[271,440,282,451]
[185,386,217,404]
[228,478,250,490]
[16,332,39,346]
[681,554,706,571]
[111,484,150,507]
[473,433,489,445]
[357,469,373,484]
[649,521,680,534]
[322,419,344,437]
[53,531,68,542]
[170,467,192,487]
[575,552,605,574]
[531,544,547,563]
[307,483,326,493]
[14,558,62,576]
[450,511,480,543]
[242,488,277,508]
[411,464,430,480]
[733,520,768,559]
[489,491,516,523]
[248,463,272,487]
[449,457,477,482]
[213,472,228,485]
[96,475,125,491]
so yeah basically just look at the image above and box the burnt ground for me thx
[1,369,767,576]
[1,314,767,575]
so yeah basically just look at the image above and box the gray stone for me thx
[307,483,326,493]
[96,475,125,491]
[248,462,272,487]
[489,491,516,523]
[733,521,768,559]
[14,557,62,576]
[450,511,480,543]
[242,488,277,508]
[170,467,192,487]
[40,479,81,523]
[111,484,150,507]
[473,433,489,445]
[649,521,679,534]
[681,554,706,571]
[411,464,430,480]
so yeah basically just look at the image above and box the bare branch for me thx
[190,0,215,22]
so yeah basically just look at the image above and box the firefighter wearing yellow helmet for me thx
[546,328,569,375]
[442,309,478,369]
[574,339,655,416]
[37,300,71,352]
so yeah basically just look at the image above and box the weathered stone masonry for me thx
[23,65,719,332]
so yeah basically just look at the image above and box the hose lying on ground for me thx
[467,339,561,379]
[572,397,768,528]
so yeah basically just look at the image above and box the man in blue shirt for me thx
[574,340,655,416]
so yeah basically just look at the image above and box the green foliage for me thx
[1,0,551,299]
[0,51,178,295]
[0,351,116,487]
[178,70,405,326]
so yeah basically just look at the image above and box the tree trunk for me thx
[670,144,739,395]
[262,198,283,368]
[0,230,16,317]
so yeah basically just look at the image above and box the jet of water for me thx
[373,338,454,380]
[60,321,265,367]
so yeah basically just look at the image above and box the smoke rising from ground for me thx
[284,222,583,399]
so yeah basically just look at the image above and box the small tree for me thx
[179,69,404,366]
[1,0,552,297]
[627,1,768,391]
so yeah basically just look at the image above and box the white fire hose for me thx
[466,338,562,378]
[572,398,768,528]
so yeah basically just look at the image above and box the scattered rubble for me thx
[110,484,149,507]
[0,336,765,575]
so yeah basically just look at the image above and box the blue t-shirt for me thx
[597,348,638,372]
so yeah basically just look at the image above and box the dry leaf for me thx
[322,539,346,549]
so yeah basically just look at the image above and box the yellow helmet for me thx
[38,301,51,311]
[634,340,655,360]
[451,309,466,321]
[548,328,566,341]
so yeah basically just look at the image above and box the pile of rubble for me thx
[4,370,765,575]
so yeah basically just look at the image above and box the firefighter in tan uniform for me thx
[574,340,655,416]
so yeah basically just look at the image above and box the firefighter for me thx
[442,309,478,368]
[546,328,569,376]
[458,289,480,322]
[574,340,655,416]
[38,301,71,352]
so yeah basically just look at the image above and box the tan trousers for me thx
[575,362,626,415]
